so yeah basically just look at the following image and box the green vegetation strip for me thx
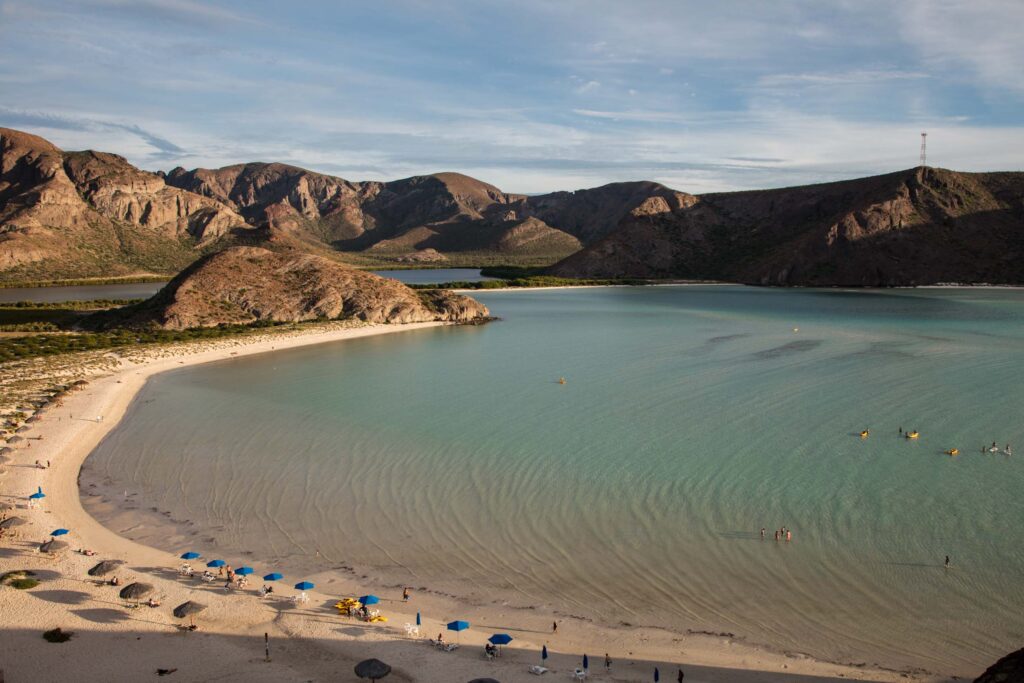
[409,275,652,290]
[0,276,169,288]
[0,320,285,362]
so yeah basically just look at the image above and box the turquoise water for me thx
[84,286,1024,675]
[0,269,489,302]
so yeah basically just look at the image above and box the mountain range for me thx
[2,126,1022,286]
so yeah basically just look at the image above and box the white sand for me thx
[0,321,956,682]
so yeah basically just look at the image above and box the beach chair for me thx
[403,623,420,638]
[528,665,548,675]
[201,571,216,583]
[292,591,309,605]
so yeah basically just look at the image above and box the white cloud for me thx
[900,0,1024,93]
[574,80,601,94]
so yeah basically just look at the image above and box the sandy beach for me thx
[0,321,958,682]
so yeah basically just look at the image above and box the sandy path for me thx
[0,321,955,682]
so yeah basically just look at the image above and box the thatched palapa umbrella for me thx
[119,582,155,604]
[0,516,28,529]
[39,540,69,554]
[173,601,207,627]
[15,426,31,434]
[7,436,24,444]
[25,415,41,423]
[354,658,392,681]
[88,560,124,576]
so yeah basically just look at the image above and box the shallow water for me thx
[83,286,1024,675]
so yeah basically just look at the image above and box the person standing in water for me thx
[945,555,951,569]
[786,530,792,542]
[760,527,766,540]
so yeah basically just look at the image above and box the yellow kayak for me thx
[860,430,870,439]
[946,448,959,456]
[906,431,920,439]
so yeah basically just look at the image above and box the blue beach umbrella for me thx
[180,552,201,560]
[447,620,470,643]
[489,634,513,652]
[294,581,315,590]
[206,559,226,568]
[51,529,69,537]
[415,611,421,626]
[583,654,589,671]
[28,492,45,500]
[235,567,254,576]
[654,667,660,682]
[262,572,283,582]
[542,645,548,661]
[359,594,380,606]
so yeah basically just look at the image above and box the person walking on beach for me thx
[605,653,612,672]
[552,621,558,634]
[402,586,411,601]
[678,668,685,681]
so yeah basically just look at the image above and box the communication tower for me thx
[920,132,927,167]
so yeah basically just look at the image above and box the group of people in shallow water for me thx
[761,527,792,542]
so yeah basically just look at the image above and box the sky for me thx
[1,0,1023,194]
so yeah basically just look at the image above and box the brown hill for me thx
[550,167,1024,286]
[0,126,706,281]
[0,127,250,281]
[96,246,489,330]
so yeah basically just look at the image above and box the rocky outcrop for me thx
[0,127,250,280]
[974,648,1024,682]
[98,246,489,330]
[550,167,1024,286]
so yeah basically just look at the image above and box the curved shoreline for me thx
[1,321,954,682]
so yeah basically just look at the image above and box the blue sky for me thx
[1,0,1022,193]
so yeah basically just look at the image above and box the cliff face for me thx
[0,128,250,280]
[550,168,1024,286]
[99,246,490,330]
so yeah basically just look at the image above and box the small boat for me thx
[945,448,959,456]
[906,431,920,439]
[988,446,1000,453]
[859,430,870,439]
